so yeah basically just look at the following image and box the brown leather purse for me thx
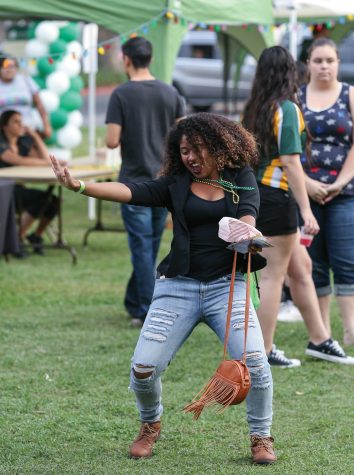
[183,250,251,419]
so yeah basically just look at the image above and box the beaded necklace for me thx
[192,175,255,204]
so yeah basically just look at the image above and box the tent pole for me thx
[222,34,230,115]
[88,71,96,163]
[289,6,298,59]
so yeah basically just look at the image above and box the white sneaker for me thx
[278,300,303,323]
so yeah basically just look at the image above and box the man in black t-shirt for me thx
[105,37,185,327]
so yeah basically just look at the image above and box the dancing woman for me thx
[50,113,277,464]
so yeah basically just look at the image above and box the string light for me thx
[3,8,354,67]
[165,11,174,20]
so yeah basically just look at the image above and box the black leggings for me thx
[14,185,59,220]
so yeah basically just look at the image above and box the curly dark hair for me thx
[160,113,258,176]
[243,46,299,158]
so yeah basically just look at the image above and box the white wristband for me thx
[76,180,86,194]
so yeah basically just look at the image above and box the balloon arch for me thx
[25,21,84,161]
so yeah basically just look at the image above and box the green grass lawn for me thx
[1,191,353,475]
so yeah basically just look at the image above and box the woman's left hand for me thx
[23,125,37,137]
[248,243,262,254]
[323,181,344,203]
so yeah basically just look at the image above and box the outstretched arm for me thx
[50,155,132,203]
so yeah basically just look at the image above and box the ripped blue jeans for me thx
[130,273,273,436]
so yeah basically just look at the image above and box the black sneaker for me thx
[26,233,44,255]
[306,338,354,365]
[267,345,301,368]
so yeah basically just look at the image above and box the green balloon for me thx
[60,90,83,112]
[59,23,80,42]
[44,131,57,146]
[70,76,84,92]
[32,75,46,89]
[49,39,67,58]
[50,109,68,130]
[37,57,56,77]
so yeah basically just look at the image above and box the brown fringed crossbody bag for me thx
[183,250,252,419]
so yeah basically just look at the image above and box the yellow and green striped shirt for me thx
[256,100,306,191]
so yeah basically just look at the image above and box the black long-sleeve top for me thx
[126,166,265,278]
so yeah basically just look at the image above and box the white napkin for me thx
[218,217,262,243]
[218,217,270,254]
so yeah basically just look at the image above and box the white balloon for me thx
[57,125,82,149]
[68,110,83,128]
[46,71,70,95]
[57,55,81,77]
[35,22,59,44]
[67,41,83,59]
[38,89,59,112]
[30,108,44,131]
[25,39,48,58]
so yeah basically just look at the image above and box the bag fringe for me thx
[183,373,240,420]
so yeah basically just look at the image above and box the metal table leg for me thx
[83,198,125,246]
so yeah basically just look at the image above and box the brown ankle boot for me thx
[129,421,161,458]
[250,435,277,464]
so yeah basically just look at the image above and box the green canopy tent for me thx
[0,0,274,82]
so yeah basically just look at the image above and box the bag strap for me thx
[223,251,251,365]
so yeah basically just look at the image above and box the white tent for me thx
[273,0,354,57]
[274,0,354,18]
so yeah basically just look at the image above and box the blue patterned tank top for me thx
[298,83,354,196]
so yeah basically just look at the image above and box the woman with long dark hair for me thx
[0,109,58,254]
[243,46,353,367]
[50,113,277,465]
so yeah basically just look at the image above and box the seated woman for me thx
[0,110,58,255]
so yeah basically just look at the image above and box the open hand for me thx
[50,155,80,191]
